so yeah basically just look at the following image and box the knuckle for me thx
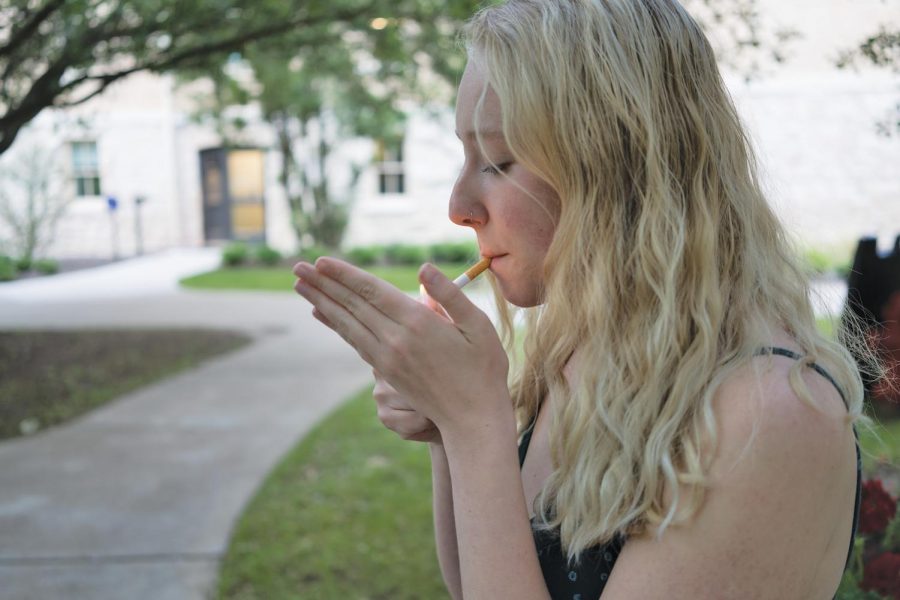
[336,325,352,345]
[315,257,336,276]
[336,288,360,314]
[356,281,378,302]
[380,357,399,378]
[407,309,430,335]
[382,336,406,364]
[372,385,391,405]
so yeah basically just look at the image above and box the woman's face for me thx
[450,60,560,308]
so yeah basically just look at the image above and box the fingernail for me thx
[423,263,440,284]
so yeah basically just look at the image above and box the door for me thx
[199,147,266,243]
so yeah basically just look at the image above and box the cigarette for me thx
[452,256,492,288]
[418,256,492,299]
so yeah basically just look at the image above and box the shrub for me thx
[0,256,15,282]
[430,241,479,263]
[298,245,331,263]
[255,245,282,266]
[836,478,900,600]
[34,259,59,275]
[15,257,31,272]
[346,246,382,266]
[803,248,832,276]
[384,244,427,266]
[801,246,852,278]
[222,242,249,267]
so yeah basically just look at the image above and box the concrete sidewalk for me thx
[0,253,373,600]
[0,247,223,303]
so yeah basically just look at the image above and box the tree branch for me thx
[0,0,387,155]
[0,0,66,60]
[57,2,376,106]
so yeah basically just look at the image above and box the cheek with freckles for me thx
[507,202,557,257]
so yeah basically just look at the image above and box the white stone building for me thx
[0,0,897,261]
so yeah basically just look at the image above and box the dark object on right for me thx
[842,235,900,410]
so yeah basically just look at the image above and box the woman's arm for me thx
[430,442,463,600]
[371,376,463,598]
[441,411,550,600]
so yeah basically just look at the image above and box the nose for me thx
[448,171,487,228]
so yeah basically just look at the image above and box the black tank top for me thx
[517,347,863,599]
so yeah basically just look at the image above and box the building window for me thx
[375,138,405,195]
[71,142,101,196]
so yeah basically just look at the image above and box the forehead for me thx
[455,60,504,139]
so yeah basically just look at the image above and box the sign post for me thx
[134,195,145,256]
[107,195,119,260]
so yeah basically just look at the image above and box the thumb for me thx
[419,283,450,319]
[418,263,481,328]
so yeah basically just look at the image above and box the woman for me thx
[293,1,869,597]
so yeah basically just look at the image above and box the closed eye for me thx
[482,162,513,175]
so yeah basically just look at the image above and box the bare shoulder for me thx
[601,351,858,600]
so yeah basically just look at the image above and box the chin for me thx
[498,280,543,308]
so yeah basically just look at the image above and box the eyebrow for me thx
[454,130,505,140]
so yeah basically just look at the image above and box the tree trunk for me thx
[275,116,308,251]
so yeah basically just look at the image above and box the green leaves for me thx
[178,0,483,251]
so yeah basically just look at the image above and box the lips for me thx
[479,249,507,259]
[485,253,507,269]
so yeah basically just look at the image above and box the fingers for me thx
[375,404,438,441]
[372,374,438,441]
[420,286,450,319]
[295,261,402,336]
[404,426,441,443]
[312,307,334,328]
[373,375,412,411]
[418,263,486,334]
[307,257,415,323]
[294,277,379,363]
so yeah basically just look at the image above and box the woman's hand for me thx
[310,275,445,444]
[373,370,442,443]
[293,257,512,439]
[372,290,449,444]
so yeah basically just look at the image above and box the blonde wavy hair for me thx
[463,0,876,565]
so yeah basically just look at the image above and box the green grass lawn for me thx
[217,386,899,599]
[0,329,252,440]
[816,316,835,340]
[181,263,471,293]
[217,386,448,600]
[213,310,897,598]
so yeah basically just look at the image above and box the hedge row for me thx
[222,241,479,268]
[0,256,59,281]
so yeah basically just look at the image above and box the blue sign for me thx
[107,196,118,211]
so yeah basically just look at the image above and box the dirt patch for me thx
[0,329,253,440]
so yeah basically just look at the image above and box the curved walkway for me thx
[0,251,372,600]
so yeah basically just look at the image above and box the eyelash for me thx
[481,162,512,175]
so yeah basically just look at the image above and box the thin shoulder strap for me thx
[754,346,861,579]
[753,346,849,410]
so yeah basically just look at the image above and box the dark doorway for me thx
[200,148,266,243]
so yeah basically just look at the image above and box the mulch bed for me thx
[0,329,252,440]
